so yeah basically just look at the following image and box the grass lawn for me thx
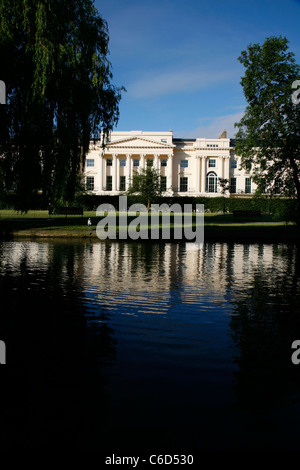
[0,209,298,242]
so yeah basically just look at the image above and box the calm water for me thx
[0,239,300,450]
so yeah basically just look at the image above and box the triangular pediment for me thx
[105,136,175,149]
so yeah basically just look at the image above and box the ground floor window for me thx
[206,172,218,193]
[230,177,236,194]
[119,175,126,191]
[160,176,167,192]
[86,176,94,191]
[245,177,251,194]
[106,175,112,191]
[180,176,188,192]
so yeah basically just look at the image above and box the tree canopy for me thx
[234,35,300,222]
[127,166,163,210]
[0,0,124,210]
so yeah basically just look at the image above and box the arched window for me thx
[206,172,218,193]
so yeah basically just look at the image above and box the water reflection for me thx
[0,240,300,449]
[229,244,300,421]
[0,242,115,448]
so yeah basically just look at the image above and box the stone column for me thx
[224,157,230,180]
[196,156,200,193]
[140,154,145,170]
[168,154,173,192]
[201,156,206,193]
[154,154,159,171]
[112,154,118,192]
[126,153,131,189]
[99,152,103,191]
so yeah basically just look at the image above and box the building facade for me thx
[84,130,255,197]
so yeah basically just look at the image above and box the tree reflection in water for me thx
[1,240,300,450]
[228,243,300,440]
[0,241,116,448]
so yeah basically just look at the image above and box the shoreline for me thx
[1,223,299,243]
[0,210,299,243]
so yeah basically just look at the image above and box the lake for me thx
[0,239,300,451]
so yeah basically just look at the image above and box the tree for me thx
[218,178,230,213]
[127,166,163,211]
[234,35,300,223]
[0,0,124,210]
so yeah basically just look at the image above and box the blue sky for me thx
[94,0,300,139]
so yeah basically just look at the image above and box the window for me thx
[245,178,251,194]
[160,176,167,192]
[206,172,218,193]
[208,159,216,168]
[106,158,112,166]
[120,158,126,167]
[231,160,237,169]
[274,179,281,194]
[180,177,188,192]
[207,144,218,148]
[133,159,139,167]
[230,177,236,194]
[161,139,167,143]
[86,176,94,191]
[119,176,126,191]
[86,159,94,167]
[147,159,153,167]
[106,175,112,191]
[180,160,188,168]
[161,158,167,167]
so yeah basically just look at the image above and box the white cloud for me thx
[128,66,238,99]
[175,110,245,140]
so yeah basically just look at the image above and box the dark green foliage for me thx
[234,36,300,223]
[0,191,45,210]
[0,0,124,211]
[126,166,163,210]
[75,194,298,222]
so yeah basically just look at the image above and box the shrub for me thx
[74,193,298,222]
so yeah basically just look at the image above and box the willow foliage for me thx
[0,0,124,209]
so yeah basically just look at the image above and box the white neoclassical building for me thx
[84,130,255,197]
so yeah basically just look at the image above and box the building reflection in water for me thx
[0,240,300,449]
[79,240,300,449]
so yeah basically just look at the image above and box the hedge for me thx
[75,193,298,218]
[0,192,298,222]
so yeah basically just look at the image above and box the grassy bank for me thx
[0,209,299,242]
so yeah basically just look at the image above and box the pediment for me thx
[105,136,175,149]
